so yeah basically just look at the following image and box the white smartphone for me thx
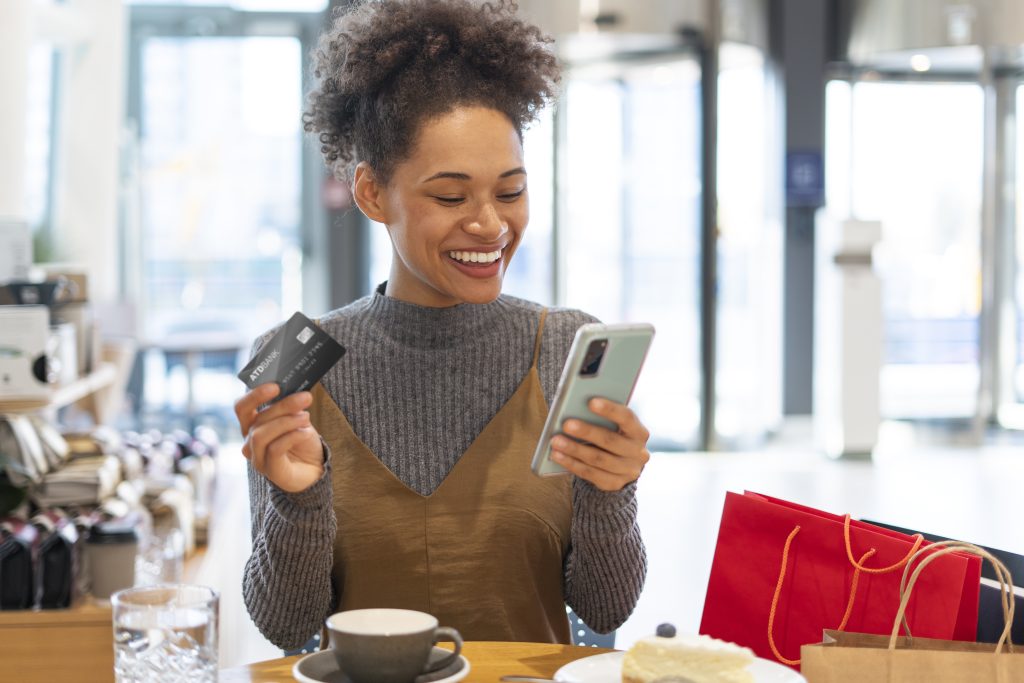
[531,322,655,477]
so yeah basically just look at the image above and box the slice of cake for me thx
[621,624,755,683]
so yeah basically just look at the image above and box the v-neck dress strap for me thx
[532,307,548,368]
[308,307,572,643]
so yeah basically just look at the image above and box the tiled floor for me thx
[199,419,1024,668]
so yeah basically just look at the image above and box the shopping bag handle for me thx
[890,540,1015,654]
[767,526,879,666]
[844,514,925,573]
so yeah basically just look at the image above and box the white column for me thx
[814,215,883,458]
[51,0,126,303]
[0,0,33,221]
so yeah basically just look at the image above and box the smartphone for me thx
[531,322,655,477]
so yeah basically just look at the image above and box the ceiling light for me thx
[910,54,931,72]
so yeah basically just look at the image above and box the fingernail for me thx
[591,398,606,410]
[552,436,569,449]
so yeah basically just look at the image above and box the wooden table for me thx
[0,602,114,683]
[221,641,617,682]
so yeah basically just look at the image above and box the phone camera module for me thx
[579,339,608,377]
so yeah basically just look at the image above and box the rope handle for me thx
[890,540,1015,654]
[767,517,926,665]
[844,514,924,573]
[766,526,877,666]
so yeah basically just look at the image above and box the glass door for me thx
[135,35,305,344]
[715,43,783,445]
[559,56,703,450]
[1012,84,1024,411]
[825,80,984,419]
[128,19,312,426]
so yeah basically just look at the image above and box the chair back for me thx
[567,606,617,648]
[283,632,322,657]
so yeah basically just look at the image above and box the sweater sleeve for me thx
[563,478,646,633]
[243,463,337,650]
[241,329,337,650]
[538,309,647,633]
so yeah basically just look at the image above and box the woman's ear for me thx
[352,162,388,223]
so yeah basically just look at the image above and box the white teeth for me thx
[448,249,502,264]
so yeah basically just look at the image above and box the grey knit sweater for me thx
[243,286,647,650]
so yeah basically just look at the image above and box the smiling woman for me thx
[353,106,529,306]
[236,0,651,652]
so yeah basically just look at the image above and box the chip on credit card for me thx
[237,312,345,402]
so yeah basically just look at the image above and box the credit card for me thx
[237,312,345,402]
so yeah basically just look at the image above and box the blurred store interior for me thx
[10,0,1024,449]
[2,0,1024,672]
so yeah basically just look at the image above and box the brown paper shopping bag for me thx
[801,541,1024,682]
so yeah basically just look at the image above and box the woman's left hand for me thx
[549,398,651,492]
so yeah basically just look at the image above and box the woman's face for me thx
[361,106,529,307]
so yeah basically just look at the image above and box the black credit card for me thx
[237,312,345,402]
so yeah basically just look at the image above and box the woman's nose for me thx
[465,203,508,240]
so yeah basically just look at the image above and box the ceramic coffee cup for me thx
[326,608,463,683]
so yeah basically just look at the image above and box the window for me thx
[25,44,55,237]
[560,57,704,449]
[826,80,984,419]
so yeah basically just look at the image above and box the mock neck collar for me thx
[365,282,509,347]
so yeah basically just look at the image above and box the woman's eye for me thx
[433,196,464,205]
[498,189,526,202]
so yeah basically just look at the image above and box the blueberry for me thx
[655,622,676,638]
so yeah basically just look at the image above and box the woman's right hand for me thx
[235,383,325,493]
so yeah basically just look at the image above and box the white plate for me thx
[292,647,470,683]
[554,651,806,683]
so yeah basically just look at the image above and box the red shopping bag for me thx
[699,492,982,670]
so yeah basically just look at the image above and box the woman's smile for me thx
[446,246,506,278]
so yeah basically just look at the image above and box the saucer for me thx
[292,646,471,683]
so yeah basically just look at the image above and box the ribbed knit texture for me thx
[243,285,647,649]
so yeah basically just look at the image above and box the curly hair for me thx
[303,0,561,184]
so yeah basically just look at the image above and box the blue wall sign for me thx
[786,151,824,207]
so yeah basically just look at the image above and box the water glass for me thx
[112,584,219,683]
[136,526,186,586]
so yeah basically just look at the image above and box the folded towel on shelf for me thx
[0,415,48,487]
[30,455,122,508]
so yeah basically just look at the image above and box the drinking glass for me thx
[112,584,218,682]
